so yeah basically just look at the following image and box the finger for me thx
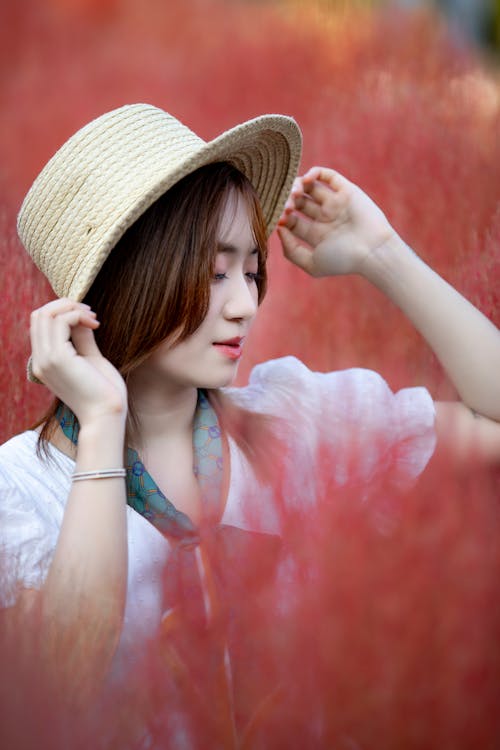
[278,199,321,227]
[302,166,345,191]
[31,309,99,370]
[291,175,305,192]
[277,226,314,274]
[288,192,324,221]
[283,176,305,211]
[278,211,319,247]
[51,311,99,353]
[71,324,102,357]
[30,300,95,346]
[302,178,345,209]
[47,309,98,336]
[285,172,345,221]
[34,298,92,318]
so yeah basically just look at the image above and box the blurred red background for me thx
[0,1,499,748]
[1,0,499,439]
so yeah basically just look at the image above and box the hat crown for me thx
[18,105,206,298]
[17,103,302,301]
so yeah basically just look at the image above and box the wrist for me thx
[75,416,127,470]
[76,400,127,432]
[357,231,414,286]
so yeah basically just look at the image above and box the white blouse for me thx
[0,356,436,674]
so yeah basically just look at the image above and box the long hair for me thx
[37,162,278,477]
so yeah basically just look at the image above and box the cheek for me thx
[203,288,225,321]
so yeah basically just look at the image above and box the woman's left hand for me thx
[278,169,500,436]
[277,167,397,277]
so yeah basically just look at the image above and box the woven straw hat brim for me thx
[18,104,302,304]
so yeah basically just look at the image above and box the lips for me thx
[214,337,243,346]
[212,337,244,360]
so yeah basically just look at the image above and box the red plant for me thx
[1,0,499,436]
[1,455,499,749]
[0,1,499,748]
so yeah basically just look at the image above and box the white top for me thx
[0,357,436,674]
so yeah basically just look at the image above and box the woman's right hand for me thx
[33,300,129,695]
[30,298,127,426]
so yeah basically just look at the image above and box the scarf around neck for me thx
[57,389,224,541]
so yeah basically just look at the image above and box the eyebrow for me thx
[217,242,258,256]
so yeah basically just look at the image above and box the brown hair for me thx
[37,162,277,473]
[84,160,267,378]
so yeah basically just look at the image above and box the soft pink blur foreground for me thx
[0,1,499,747]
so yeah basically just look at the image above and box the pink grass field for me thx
[0,0,499,747]
[1,0,499,437]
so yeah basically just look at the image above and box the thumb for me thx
[277,226,314,274]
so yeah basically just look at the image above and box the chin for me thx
[199,365,240,390]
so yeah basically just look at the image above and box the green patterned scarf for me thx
[58,390,223,541]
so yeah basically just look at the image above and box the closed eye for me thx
[213,272,261,283]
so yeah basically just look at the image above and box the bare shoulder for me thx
[434,401,500,465]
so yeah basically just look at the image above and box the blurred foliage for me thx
[0,2,499,747]
[1,0,499,439]
[2,458,499,748]
[266,0,500,53]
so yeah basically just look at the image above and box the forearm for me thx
[361,234,500,420]
[42,416,128,693]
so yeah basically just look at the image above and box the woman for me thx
[1,103,499,702]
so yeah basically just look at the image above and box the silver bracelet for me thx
[72,468,126,482]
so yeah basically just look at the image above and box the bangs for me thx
[216,169,268,304]
[82,161,269,378]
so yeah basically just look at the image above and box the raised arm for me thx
[277,167,500,462]
[28,298,129,701]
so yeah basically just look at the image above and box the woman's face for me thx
[132,190,260,392]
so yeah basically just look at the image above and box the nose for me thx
[222,273,258,322]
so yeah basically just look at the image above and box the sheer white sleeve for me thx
[224,356,436,519]
[0,432,72,607]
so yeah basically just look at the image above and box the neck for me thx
[127,376,199,448]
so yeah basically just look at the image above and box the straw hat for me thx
[17,103,302,304]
